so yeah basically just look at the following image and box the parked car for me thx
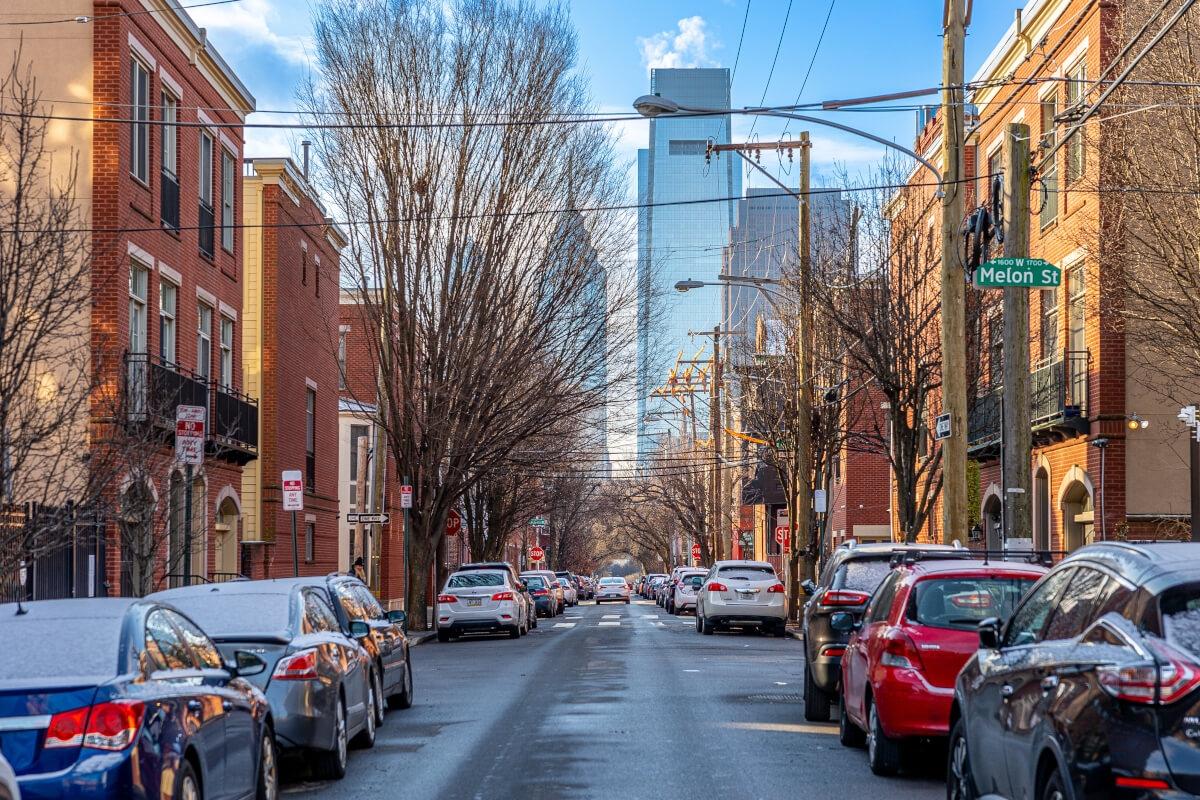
[460,562,536,626]
[836,554,1045,775]
[696,560,787,636]
[800,540,962,721]
[663,566,698,613]
[646,574,668,600]
[523,569,564,614]
[596,577,631,604]
[438,569,530,641]
[0,753,18,800]
[522,575,558,617]
[557,577,579,607]
[0,598,277,800]
[151,578,378,778]
[948,541,1200,800]
[321,574,414,712]
[671,571,707,615]
[579,577,595,601]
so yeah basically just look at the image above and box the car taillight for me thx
[273,649,319,681]
[438,594,458,604]
[1099,640,1200,705]
[820,589,871,606]
[767,583,785,594]
[881,630,923,671]
[820,644,847,658]
[1115,776,1172,790]
[45,701,144,751]
[491,591,514,601]
[533,590,548,596]
[707,582,728,592]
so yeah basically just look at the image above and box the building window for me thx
[988,309,1003,388]
[1040,286,1058,361]
[219,316,234,389]
[338,329,347,389]
[129,263,148,354]
[1039,95,1058,227]
[1066,60,1087,183]
[305,388,316,491]
[199,132,214,258]
[161,91,179,230]
[1067,263,1087,405]
[668,140,709,156]
[305,522,315,563]
[130,58,150,184]
[301,249,308,285]
[159,280,177,365]
[221,150,235,253]
[197,303,212,380]
[349,423,369,509]
[314,257,320,297]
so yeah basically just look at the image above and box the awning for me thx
[741,462,786,506]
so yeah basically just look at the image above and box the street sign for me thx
[446,510,462,536]
[281,470,304,511]
[935,412,952,441]
[400,485,413,509]
[174,405,206,465]
[691,543,702,560]
[530,516,548,527]
[347,512,389,525]
[974,258,1060,289]
[530,545,545,561]
[813,489,827,514]
[775,526,790,546]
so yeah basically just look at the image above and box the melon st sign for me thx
[974,258,1060,290]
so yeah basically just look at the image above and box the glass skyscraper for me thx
[636,68,740,460]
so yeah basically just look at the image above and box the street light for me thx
[675,279,706,292]
[632,94,944,194]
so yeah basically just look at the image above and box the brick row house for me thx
[897,0,1192,549]
[241,157,345,578]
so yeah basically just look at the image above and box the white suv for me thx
[595,577,630,604]
[670,570,708,615]
[437,569,530,641]
[695,560,787,636]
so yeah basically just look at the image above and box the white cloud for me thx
[189,0,313,66]
[638,16,717,74]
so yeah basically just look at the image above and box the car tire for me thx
[804,660,832,722]
[1041,766,1069,800]
[317,697,349,780]
[437,630,451,643]
[947,717,979,800]
[389,656,414,710]
[866,701,902,776]
[256,729,278,800]
[773,623,788,638]
[370,669,385,727]
[531,613,538,629]
[353,679,377,749]
[508,625,521,639]
[624,598,630,604]
[174,758,202,800]
[839,697,866,749]
[701,614,715,635]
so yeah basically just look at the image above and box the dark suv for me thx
[801,541,954,721]
[949,542,1200,800]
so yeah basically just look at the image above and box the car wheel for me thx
[866,701,902,776]
[531,613,538,629]
[256,730,278,800]
[946,717,979,799]
[174,758,201,800]
[317,697,349,780]
[353,679,377,749]
[1041,766,1068,800]
[695,612,703,633]
[701,614,714,635]
[370,669,385,727]
[773,623,788,638]
[389,656,414,710]
[437,630,451,643]
[508,625,521,639]
[804,660,832,722]
[839,696,866,748]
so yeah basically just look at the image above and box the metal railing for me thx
[198,200,215,258]
[967,350,1090,450]
[212,383,259,456]
[156,571,248,589]
[125,353,209,428]
[161,169,180,231]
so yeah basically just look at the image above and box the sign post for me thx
[175,405,206,585]
[282,470,304,577]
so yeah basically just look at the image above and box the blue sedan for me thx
[0,598,277,800]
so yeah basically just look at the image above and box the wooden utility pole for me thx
[795,131,813,585]
[940,0,969,544]
[711,324,724,562]
[1002,123,1032,545]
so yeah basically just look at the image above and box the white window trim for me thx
[127,241,154,267]
[218,301,238,321]
[157,261,183,285]
[305,377,318,391]
[128,33,156,70]
[339,324,351,333]
[196,286,218,307]
[1062,247,1086,269]
[158,65,182,99]
[1063,38,1090,75]
[1037,78,1059,100]
[304,514,316,523]
[299,240,308,252]
[219,132,239,156]
[197,108,217,131]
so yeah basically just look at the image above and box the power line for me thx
[746,0,794,140]
[0,0,242,25]
[729,0,753,86]
[782,0,837,139]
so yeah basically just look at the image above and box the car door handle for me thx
[187,699,203,713]
[1000,684,1015,698]
[1041,675,1059,692]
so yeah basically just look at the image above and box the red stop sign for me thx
[691,543,702,560]
[530,546,545,561]
[446,510,462,536]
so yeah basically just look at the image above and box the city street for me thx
[285,600,942,799]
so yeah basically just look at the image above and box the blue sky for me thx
[192,0,1020,188]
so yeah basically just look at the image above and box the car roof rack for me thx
[888,548,1068,568]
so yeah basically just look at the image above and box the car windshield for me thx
[910,577,1038,630]
[717,566,776,581]
[557,579,571,587]
[166,593,293,636]
[685,576,704,587]
[836,559,894,593]
[448,573,505,588]
[1160,584,1200,660]
[0,615,121,681]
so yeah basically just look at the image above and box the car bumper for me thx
[676,597,696,609]
[705,598,787,625]
[873,669,954,738]
[596,594,628,602]
[17,748,140,800]
[439,618,517,634]
[267,681,336,751]
[533,598,555,615]
[810,655,843,692]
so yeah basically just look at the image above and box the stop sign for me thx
[446,510,462,536]
[691,543,701,560]
[775,526,790,547]
[530,545,545,561]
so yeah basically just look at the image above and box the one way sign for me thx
[347,513,390,525]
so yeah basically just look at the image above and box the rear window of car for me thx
[1159,585,1200,659]
[523,577,547,590]
[835,559,894,593]
[167,593,293,637]
[717,566,777,581]
[0,616,121,680]
[600,578,624,585]
[448,572,505,588]
[910,577,1039,631]
[684,575,704,587]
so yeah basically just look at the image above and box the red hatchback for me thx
[836,556,1046,776]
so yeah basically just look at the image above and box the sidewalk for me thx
[408,630,439,647]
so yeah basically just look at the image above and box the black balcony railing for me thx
[305,452,316,493]
[212,383,258,461]
[199,200,215,258]
[161,169,180,231]
[967,350,1090,454]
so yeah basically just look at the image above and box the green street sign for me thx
[974,258,1060,289]
[530,517,548,527]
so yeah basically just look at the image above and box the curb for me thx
[408,631,438,647]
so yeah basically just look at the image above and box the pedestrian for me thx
[353,556,366,583]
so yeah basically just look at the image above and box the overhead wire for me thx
[782,0,837,139]
[745,0,794,140]
[729,0,753,86]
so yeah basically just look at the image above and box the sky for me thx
[191,0,1022,189]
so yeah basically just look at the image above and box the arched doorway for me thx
[982,488,1002,550]
[1059,467,1095,551]
[190,474,207,581]
[1034,466,1051,550]
[119,478,157,596]
[214,492,240,576]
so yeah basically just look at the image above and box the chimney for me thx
[301,141,312,180]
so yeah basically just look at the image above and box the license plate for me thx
[737,590,755,598]
[466,598,482,607]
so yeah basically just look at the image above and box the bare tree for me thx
[304,0,634,626]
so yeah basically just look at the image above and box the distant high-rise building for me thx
[636,68,740,460]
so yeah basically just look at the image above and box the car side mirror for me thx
[387,609,408,630]
[349,619,371,639]
[978,617,1002,650]
[230,650,267,678]
[829,611,860,634]
[801,579,817,596]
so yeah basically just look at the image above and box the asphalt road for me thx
[284,599,943,800]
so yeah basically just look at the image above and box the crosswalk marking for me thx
[553,622,576,628]
[602,614,621,619]
[598,621,621,627]
[643,614,658,619]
